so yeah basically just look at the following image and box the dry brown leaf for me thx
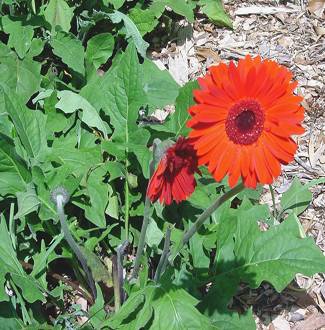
[195,47,221,64]
[293,313,325,330]
[307,0,325,17]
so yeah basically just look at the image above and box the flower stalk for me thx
[51,187,97,300]
[154,226,172,282]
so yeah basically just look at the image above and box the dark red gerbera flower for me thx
[147,137,199,205]
[187,55,304,188]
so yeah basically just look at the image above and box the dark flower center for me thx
[225,99,264,145]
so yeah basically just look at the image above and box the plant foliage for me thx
[0,0,323,329]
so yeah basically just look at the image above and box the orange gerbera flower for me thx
[187,55,304,188]
[147,137,199,205]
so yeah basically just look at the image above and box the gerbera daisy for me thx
[147,137,199,205]
[187,55,304,188]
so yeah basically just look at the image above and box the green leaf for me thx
[44,0,74,33]
[142,58,179,111]
[0,302,24,329]
[31,235,63,279]
[81,248,113,286]
[109,283,215,329]
[31,167,57,221]
[103,0,125,9]
[108,11,149,58]
[280,177,325,217]
[48,134,102,177]
[82,44,145,144]
[86,33,114,69]
[56,90,108,137]
[0,44,41,103]
[198,0,233,28]
[201,208,325,327]
[146,218,164,248]
[128,128,151,178]
[189,232,210,268]
[210,309,256,330]
[88,284,107,328]
[128,8,159,36]
[150,0,195,23]
[50,32,85,75]
[164,80,198,136]
[15,183,40,218]
[0,134,30,195]
[3,92,47,162]
[79,166,109,228]
[0,215,44,303]
[2,16,34,59]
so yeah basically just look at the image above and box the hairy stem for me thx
[154,226,172,282]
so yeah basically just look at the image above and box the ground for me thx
[149,1,325,328]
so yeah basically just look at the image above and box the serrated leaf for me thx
[44,0,74,33]
[0,44,41,103]
[2,16,34,58]
[50,32,85,75]
[164,80,198,136]
[3,92,47,162]
[108,11,149,58]
[86,33,114,69]
[56,90,108,137]
[0,215,44,303]
[0,134,30,195]
[200,208,325,327]
[198,0,233,28]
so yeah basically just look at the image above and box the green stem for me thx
[124,179,129,241]
[154,226,172,282]
[56,196,97,300]
[131,196,151,279]
[170,183,245,263]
